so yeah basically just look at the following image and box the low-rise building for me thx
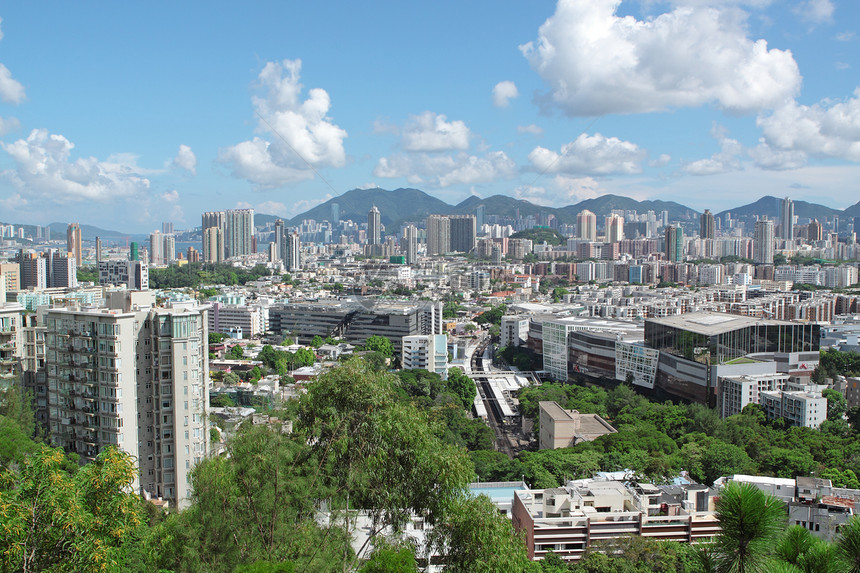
[538,401,615,449]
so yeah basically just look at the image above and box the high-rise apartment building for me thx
[367,205,381,245]
[162,222,174,235]
[163,234,175,264]
[67,223,83,265]
[18,250,78,289]
[427,215,451,256]
[285,231,301,272]
[605,214,624,243]
[98,260,149,290]
[780,197,794,240]
[225,209,255,258]
[46,293,209,506]
[95,237,103,264]
[577,210,597,241]
[331,203,340,224]
[665,225,684,263]
[700,209,716,240]
[149,231,164,266]
[201,211,226,263]
[476,204,485,230]
[404,225,418,265]
[753,218,774,264]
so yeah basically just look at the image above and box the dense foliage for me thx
[509,228,567,246]
[473,381,860,489]
[149,262,272,289]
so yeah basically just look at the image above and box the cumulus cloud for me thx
[492,81,519,108]
[748,142,808,170]
[793,0,834,23]
[756,89,860,162]
[681,124,744,175]
[1,128,150,203]
[649,154,672,167]
[520,0,800,116]
[518,124,544,136]
[401,112,470,152]
[0,116,20,136]
[0,20,25,105]
[374,151,516,187]
[220,59,347,188]
[171,144,197,174]
[527,133,647,175]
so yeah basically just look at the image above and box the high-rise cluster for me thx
[202,209,255,263]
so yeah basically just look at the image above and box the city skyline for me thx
[0,1,858,233]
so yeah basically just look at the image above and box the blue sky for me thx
[0,0,858,232]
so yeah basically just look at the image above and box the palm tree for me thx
[713,481,787,573]
[837,516,860,573]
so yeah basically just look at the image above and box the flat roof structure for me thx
[647,311,789,336]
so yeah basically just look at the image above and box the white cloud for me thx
[220,59,347,188]
[374,151,516,187]
[748,142,808,170]
[520,0,800,116]
[649,153,672,167]
[0,116,20,136]
[528,133,647,175]
[492,81,519,108]
[0,19,25,105]
[171,144,197,175]
[517,124,544,136]
[551,175,605,203]
[836,31,855,42]
[358,182,380,189]
[793,0,834,23]
[756,89,860,161]
[219,137,315,187]
[681,125,744,175]
[256,200,288,216]
[1,128,150,203]
[401,111,471,152]
[160,189,180,203]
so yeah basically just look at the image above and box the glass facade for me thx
[645,320,819,365]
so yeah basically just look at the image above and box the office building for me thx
[202,211,226,263]
[67,223,83,266]
[331,203,340,224]
[45,294,209,506]
[577,210,597,242]
[273,219,285,262]
[754,218,774,264]
[449,215,476,253]
[367,205,381,245]
[401,334,448,379]
[665,225,684,263]
[808,219,823,242]
[700,209,715,240]
[98,260,149,290]
[780,197,794,240]
[225,208,254,258]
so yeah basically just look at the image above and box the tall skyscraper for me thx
[605,214,624,243]
[427,215,450,256]
[129,242,139,262]
[476,204,485,230]
[780,197,794,240]
[162,221,174,235]
[201,211,226,263]
[700,209,716,240]
[449,215,476,253]
[273,219,285,263]
[577,210,597,241]
[367,205,381,245]
[163,234,176,264]
[404,225,418,265]
[331,203,340,224]
[665,225,684,262]
[285,231,301,272]
[67,222,82,265]
[95,236,103,264]
[854,216,860,236]
[753,218,774,264]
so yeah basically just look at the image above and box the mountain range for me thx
[8,188,857,241]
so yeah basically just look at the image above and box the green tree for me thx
[358,541,419,573]
[836,516,860,573]
[713,481,786,573]
[0,445,145,573]
[229,345,244,359]
[446,368,477,410]
[363,335,394,357]
[430,494,531,573]
[310,335,324,348]
[823,388,848,422]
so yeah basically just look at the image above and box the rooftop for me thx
[647,311,791,336]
